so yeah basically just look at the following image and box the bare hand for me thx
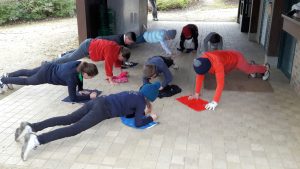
[109,81,118,85]
[188,93,200,100]
[150,113,158,121]
[107,77,118,85]
[89,92,97,99]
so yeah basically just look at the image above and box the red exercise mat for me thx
[176,96,208,112]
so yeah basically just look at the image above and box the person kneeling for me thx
[143,56,176,91]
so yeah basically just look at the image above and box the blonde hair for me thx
[143,64,156,78]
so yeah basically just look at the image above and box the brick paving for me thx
[0,21,300,169]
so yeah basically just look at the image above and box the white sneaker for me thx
[262,63,270,81]
[21,133,39,161]
[15,122,32,142]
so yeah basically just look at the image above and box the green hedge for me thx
[0,0,75,25]
[157,0,191,11]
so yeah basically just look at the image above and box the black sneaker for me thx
[122,62,138,69]
[177,48,184,52]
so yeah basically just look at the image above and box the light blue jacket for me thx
[143,30,172,55]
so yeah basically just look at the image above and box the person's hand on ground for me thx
[205,101,218,110]
[150,113,158,121]
[188,93,200,100]
[145,102,152,115]
[89,92,97,99]
[107,77,118,85]
[109,81,118,85]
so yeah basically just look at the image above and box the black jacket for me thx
[180,24,199,50]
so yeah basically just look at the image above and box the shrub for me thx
[0,0,75,25]
[157,0,190,11]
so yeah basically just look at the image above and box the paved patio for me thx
[0,21,300,169]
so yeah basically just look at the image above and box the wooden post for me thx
[76,0,87,44]
[267,0,284,56]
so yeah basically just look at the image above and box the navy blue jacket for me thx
[96,34,127,47]
[105,91,153,127]
[143,56,173,88]
[46,61,90,102]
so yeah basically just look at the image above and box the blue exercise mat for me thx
[120,117,158,129]
[62,89,102,104]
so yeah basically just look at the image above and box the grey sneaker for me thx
[21,133,39,161]
[15,122,32,142]
[0,76,4,94]
[262,63,270,81]
[2,73,13,90]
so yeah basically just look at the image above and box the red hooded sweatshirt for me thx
[89,39,122,77]
[195,50,240,102]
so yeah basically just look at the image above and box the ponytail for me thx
[120,46,131,61]
[78,62,98,76]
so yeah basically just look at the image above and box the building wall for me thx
[291,42,300,95]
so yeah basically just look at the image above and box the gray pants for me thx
[53,39,91,64]
[149,0,157,19]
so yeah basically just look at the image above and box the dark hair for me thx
[78,62,98,76]
[125,32,137,42]
[209,33,221,44]
[120,46,131,61]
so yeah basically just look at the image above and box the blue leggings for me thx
[2,66,47,85]
[30,97,111,144]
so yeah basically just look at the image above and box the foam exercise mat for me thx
[176,96,208,112]
[120,117,158,129]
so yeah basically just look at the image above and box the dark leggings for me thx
[52,39,91,64]
[2,66,46,85]
[30,97,111,144]
[159,56,174,68]
[149,0,158,18]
